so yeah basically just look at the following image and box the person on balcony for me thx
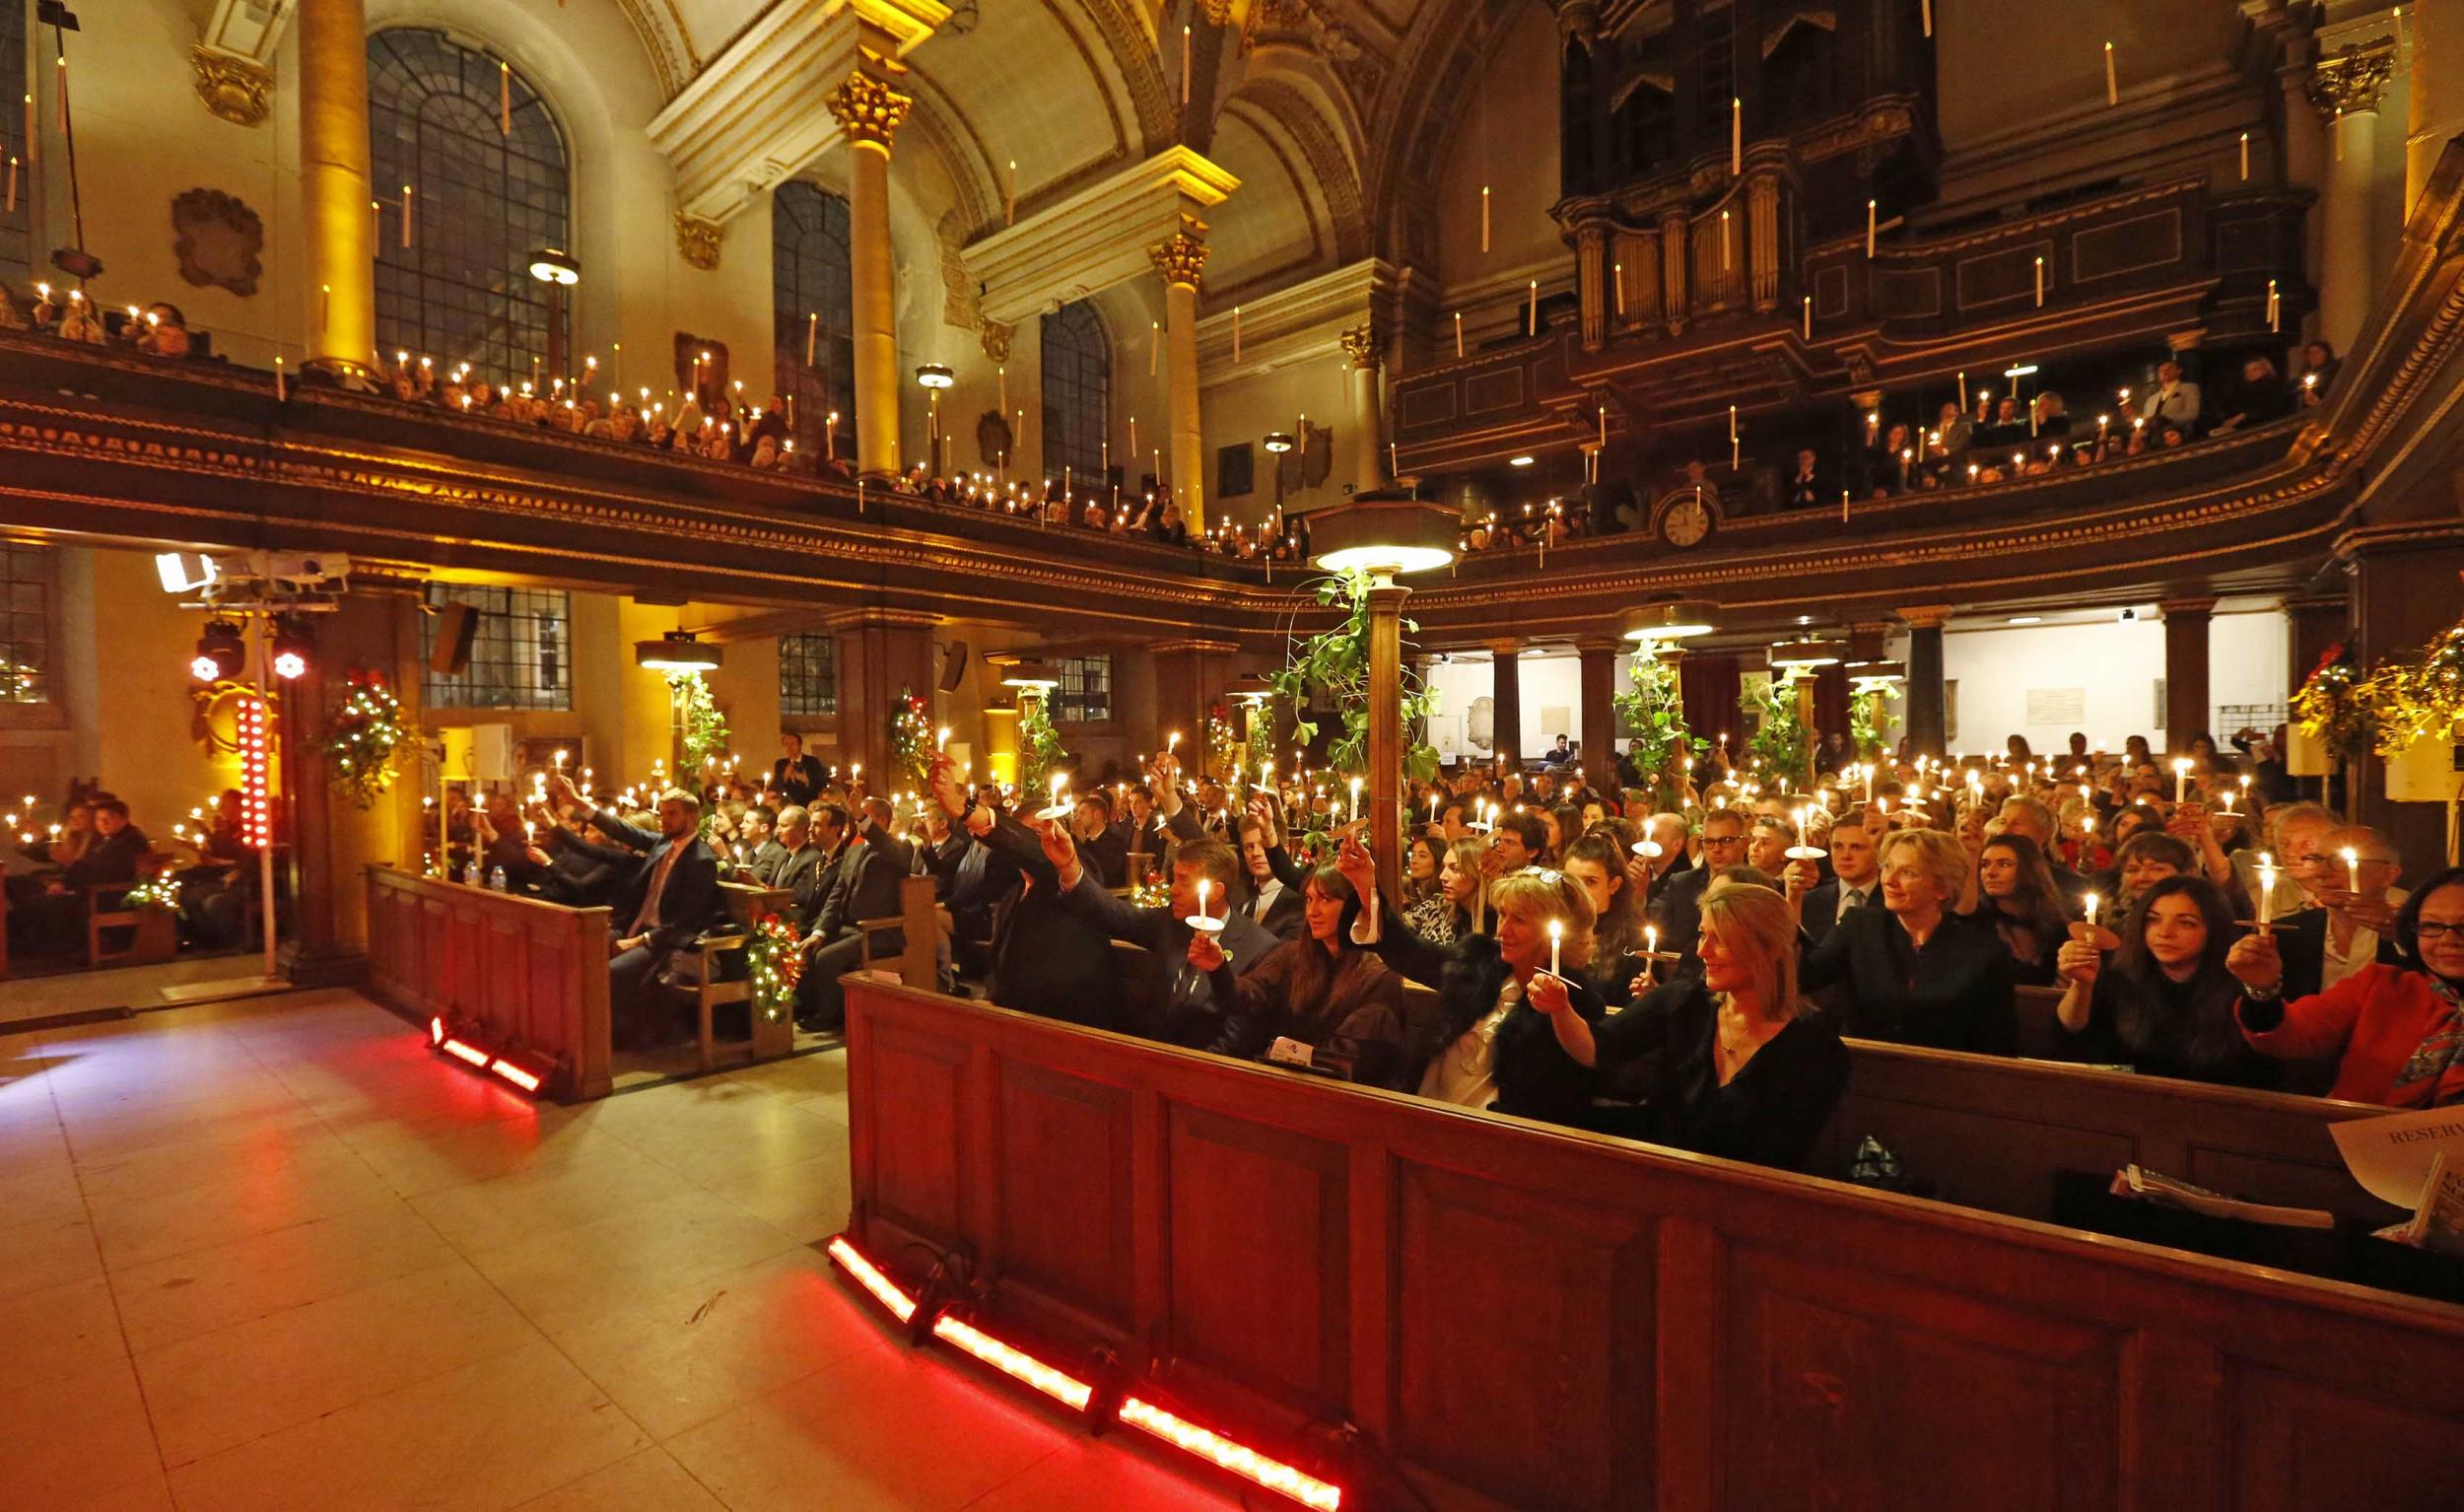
[2213,354,2296,432]
[2138,359,2202,433]
[2297,341,2340,406]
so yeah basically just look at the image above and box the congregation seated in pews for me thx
[3,789,266,969]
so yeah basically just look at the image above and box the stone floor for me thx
[0,989,1234,1510]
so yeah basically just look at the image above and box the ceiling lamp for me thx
[1844,658,1905,690]
[527,247,581,286]
[1262,431,1295,454]
[1617,598,1718,643]
[189,619,244,682]
[1309,496,1460,578]
[915,364,956,389]
[1000,660,1061,690]
[1507,454,1536,467]
[1226,674,1274,705]
[1767,637,1848,674]
[635,630,721,673]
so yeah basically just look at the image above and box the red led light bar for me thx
[826,1235,918,1323]
[488,1059,543,1093]
[1118,1397,1342,1510]
[930,1314,1094,1410]
[429,1015,445,1046]
[440,1038,490,1069]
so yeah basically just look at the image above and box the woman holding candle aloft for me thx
[1562,832,1647,1008]
[1797,828,2018,1055]
[2053,875,2278,1089]
[1333,834,1603,1123]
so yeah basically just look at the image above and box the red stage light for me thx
[429,1015,445,1045]
[1118,1397,1342,1510]
[930,1314,1094,1410]
[826,1235,918,1323]
[488,1058,543,1093]
[441,1038,490,1069]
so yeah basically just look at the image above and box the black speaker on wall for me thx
[430,602,480,675]
[939,639,970,693]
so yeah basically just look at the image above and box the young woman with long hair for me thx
[1197,864,1407,1088]
[1968,834,2071,986]
[2055,874,2277,1089]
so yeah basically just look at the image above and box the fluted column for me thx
[828,54,914,480]
[2409,1,2464,215]
[1340,321,1385,495]
[1575,222,1608,350]
[298,0,375,377]
[1150,225,1211,534]
[2312,43,2395,352]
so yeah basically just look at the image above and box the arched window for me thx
[0,1,30,282]
[774,181,855,462]
[1041,301,1110,480]
[369,30,571,386]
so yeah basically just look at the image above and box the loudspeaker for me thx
[430,602,480,675]
[939,639,970,693]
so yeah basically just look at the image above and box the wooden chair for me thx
[856,875,944,990]
[675,927,754,1073]
[85,881,143,967]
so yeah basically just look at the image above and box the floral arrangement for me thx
[2292,643,2377,761]
[1611,650,1702,802]
[742,913,802,1023]
[667,671,729,772]
[1266,567,1440,849]
[123,875,181,914]
[1744,677,1813,783]
[1018,693,1064,795]
[323,671,418,808]
[2359,620,2464,757]
[889,685,934,789]
[1848,684,1896,759]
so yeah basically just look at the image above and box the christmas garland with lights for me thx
[741,913,802,1024]
[1205,704,1240,781]
[2360,619,2464,757]
[122,876,182,914]
[890,686,934,789]
[2291,643,2377,761]
[323,671,417,808]
[667,672,730,772]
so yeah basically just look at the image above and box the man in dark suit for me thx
[768,804,833,933]
[795,797,915,1029]
[20,795,152,957]
[1046,823,1276,1050]
[1237,813,1304,941]
[1072,791,1131,889]
[1799,809,1883,950]
[1648,807,1749,976]
[553,777,720,1047]
[931,771,1126,1031]
[737,803,787,884]
[770,731,827,808]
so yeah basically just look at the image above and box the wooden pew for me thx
[363,865,613,1100]
[843,977,2464,1512]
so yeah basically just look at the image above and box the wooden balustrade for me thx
[364,866,612,1100]
[843,976,2464,1511]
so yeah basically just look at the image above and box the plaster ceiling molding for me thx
[198,0,292,67]
[1194,256,1398,377]
[611,0,703,97]
[1245,0,1390,117]
[190,47,273,128]
[935,206,985,329]
[647,0,949,226]
[965,147,1239,327]
[1208,103,1335,296]
[1365,0,1509,255]
[918,0,1149,212]
[1234,75,1371,259]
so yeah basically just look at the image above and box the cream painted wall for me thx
[1423,652,1588,763]
[1933,0,2244,157]
[1431,0,1563,302]
[1202,359,1357,530]
[79,549,239,837]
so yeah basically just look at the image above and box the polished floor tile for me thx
[0,990,1249,1511]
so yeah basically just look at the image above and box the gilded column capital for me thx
[674,212,724,270]
[828,54,915,152]
[2307,38,2394,119]
[1148,228,1210,289]
[1338,320,1381,372]
[191,45,272,128]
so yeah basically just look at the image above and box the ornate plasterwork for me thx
[1149,227,1212,288]
[979,319,1013,363]
[674,213,724,270]
[828,59,917,150]
[1338,319,1380,371]
[2308,39,2395,119]
[1249,0,1389,112]
[1240,78,1371,261]
[935,208,982,330]
[190,46,271,127]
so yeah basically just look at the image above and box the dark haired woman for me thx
[2229,864,2464,1106]
[1562,831,1646,1006]
[1969,833,2070,986]
[2054,875,2277,1089]
[1196,864,1406,1088]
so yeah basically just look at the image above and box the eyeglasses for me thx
[2415,922,2464,940]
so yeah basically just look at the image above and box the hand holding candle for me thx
[1548,918,1563,979]
[2256,853,2278,928]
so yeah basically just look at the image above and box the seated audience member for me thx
[13,796,153,955]
[1969,833,2071,986]
[2055,875,2277,1088]
[1044,821,1275,1049]
[1540,878,1847,1170]
[1800,809,1881,949]
[1799,828,2017,1054]
[1488,809,1545,871]
[469,790,547,890]
[795,798,915,1030]
[2274,823,2408,1002]
[1198,864,1407,1088]
[2138,360,2202,432]
[1562,832,1647,1006]
[534,807,644,909]
[1745,815,1797,879]
[2102,830,2197,916]
[1995,795,2090,904]
[1335,838,1604,1124]
[2296,340,2339,404]
[1651,806,1748,975]
[136,303,193,358]
[1398,831,1448,931]
[2213,354,2296,431]
[553,776,719,1046]
[1238,813,1304,940]
[2228,864,2464,1107]
[1405,835,1488,945]
[738,803,787,884]
[1542,804,1581,866]
[929,760,1127,1030]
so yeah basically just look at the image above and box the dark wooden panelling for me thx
[1956,240,2055,311]
[1815,261,1852,319]
[2074,208,2185,283]
[1165,1105,1351,1411]
[1464,369,1528,415]
[1871,264,1944,319]
[866,1024,972,1251]
[992,1060,1137,1333]
[1400,383,1460,429]
[2231,1362,2464,1512]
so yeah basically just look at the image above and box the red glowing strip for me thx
[825,1236,917,1323]
[429,1016,445,1045]
[237,696,271,851]
[441,1038,491,1069]
[930,1314,1094,1410]
[488,1059,543,1093]
[1118,1398,1342,1510]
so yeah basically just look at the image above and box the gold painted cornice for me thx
[1149,228,1211,289]
[190,46,271,127]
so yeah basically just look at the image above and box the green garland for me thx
[1610,650,1702,802]
[667,671,729,771]
[1205,705,1241,781]
[1848,685,1895,759]
[122,875,181,914]
[1744,677,1813,783]
[2359,621,2464,757]
[323,671,417,809]
[1018,694,1064,795]
[1267,568,1440,849]
[890,686,934,789]
[742,914,801,1023]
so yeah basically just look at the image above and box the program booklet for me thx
[2108,1164,2337,1230]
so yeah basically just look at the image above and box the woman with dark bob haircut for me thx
[2229,863,2464,1106]
[2054,874,2277,1089]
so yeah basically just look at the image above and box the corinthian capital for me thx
[2308,38,2394,119]
[1338,320,1381,371]
[1148,229,1210,289]
[828,52,914,151]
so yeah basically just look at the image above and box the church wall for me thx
[1430,0,1564,305]
[1200,359,1356,532]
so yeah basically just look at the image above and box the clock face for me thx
[1662,496,1712,547]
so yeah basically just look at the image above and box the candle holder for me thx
[2068,920,2121,953]
[1185,913,1225,935]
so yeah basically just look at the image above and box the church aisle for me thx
[0,992,1232,1511]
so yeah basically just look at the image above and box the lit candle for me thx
[1803,294,1812,340]
[2257,853,2277,928]
[2103,40,2118,105]
[1866,198,1877,257]
[1197,876,1210,917]
[1480,184,1491,253]
[1645,924,1659,958]
[2267,279,2281,331]
[1548,919,1563,978]
[2034,255,2044,308]
[2085,893,2100,928]
[1721,208,1732,270]
[936,726,950,752]
[1528,279,1539,335]
[2172,757,2190,805]
[2342,846,2361,896]
[1349,775,1363,821]
[2239,130,2249,181]
[1168,731,1182,756]
[1454,310,1465,358]
[500,59,513,133]
[1612,261,1625,319]
[1731,96,1743,174]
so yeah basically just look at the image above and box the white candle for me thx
[2084,893,2100,928]
[2103,41,2118,105]
[1645,925,1658,957]
[2239,131,2249,181]
[936,726,950,752]
[2343,847,2361,895]
[1866,198,1878,257]
[2172,758,2190,805]
[2267,279,2281,331]
[1197,877,1210,916]
[1548,919,1562,978]
[2257,854,2277,927]
[1455,310,1465,358]
[1803,295,1813,340]
[1349,776,1363,821]
[1731,96,1742,174]
[1168,731,1182,756]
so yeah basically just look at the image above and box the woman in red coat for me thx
[2228,864,2464,1106]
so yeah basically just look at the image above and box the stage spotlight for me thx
[270,617,315,680]
[191,620,244,681]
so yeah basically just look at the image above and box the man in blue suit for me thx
[552,774,719,1046]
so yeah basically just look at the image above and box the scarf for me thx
[2390,974,2464,1108]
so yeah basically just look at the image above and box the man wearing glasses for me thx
[1648,808,1748,979]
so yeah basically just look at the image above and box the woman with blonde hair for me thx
[1538,879,1847,1169]
[1334,837,1602,1123]
[1798,827,2017,1054]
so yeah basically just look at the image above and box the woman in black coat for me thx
[1799,828,2017,1055]
[1334,837,1602,1125]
